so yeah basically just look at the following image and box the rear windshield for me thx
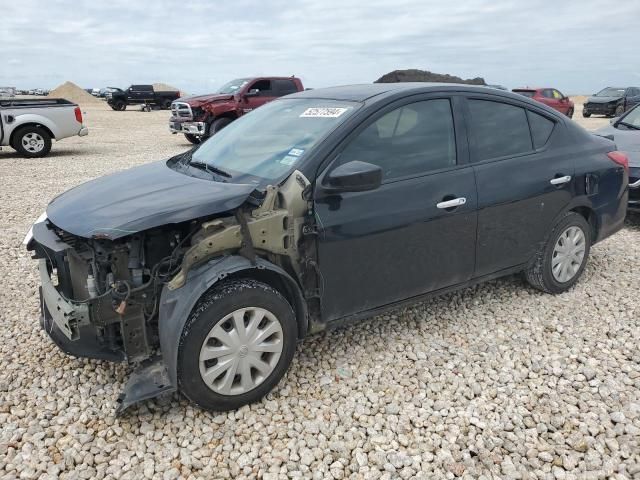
[512,90,535,98]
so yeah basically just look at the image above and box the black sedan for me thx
[583,86,640,118]
[27,83,629,412]
[595,104,640,211]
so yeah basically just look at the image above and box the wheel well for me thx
[224,269,308,339]
[571,206,598,240]
[10,123,55,146]
[214,112,237,122]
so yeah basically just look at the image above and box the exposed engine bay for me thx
[28,170,319,409]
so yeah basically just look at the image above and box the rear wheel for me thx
[525,212,591,294]
[208,117,234,136]
[178,279,297,411]
[13,126,52,158]
[162,99,172,110]
[184,133,201,145]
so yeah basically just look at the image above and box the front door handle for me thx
[550,175,572,185]
[436,197,466,209]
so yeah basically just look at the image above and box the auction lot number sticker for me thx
[300,107,350,118]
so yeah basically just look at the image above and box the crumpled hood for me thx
[586,96,621,104]
[176,93,234,108]
[594,125,640,167]
[46,160,255,239]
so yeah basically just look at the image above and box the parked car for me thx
[98,87,120,99]
[0,87,16,98]
[594,104,640,211]
[0,98,88,157]
[107,85,179,111]
[26,84,627,412]
[91,88,101,97]
[583,87,640,118]
[170,76,304,144]
[512,87,574,117]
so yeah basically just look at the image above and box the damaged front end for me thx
[27,170,319,413]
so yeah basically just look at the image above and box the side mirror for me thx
[325,161,382,193]
[245,89,260,97]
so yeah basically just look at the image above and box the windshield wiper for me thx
[189,161,233,178]
[617,121,640,130]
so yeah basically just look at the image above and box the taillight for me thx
[607,151,628,172]
[74,106,83,124]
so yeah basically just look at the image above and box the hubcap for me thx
[22,133,44,153]
[199,307,284,396]
[551,226,586,283]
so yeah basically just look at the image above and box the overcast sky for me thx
[1,0,638,95]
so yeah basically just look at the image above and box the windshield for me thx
[596,88,625,97]
[191,98,359,183]
[618,107,640,128]
[218,78,250,94]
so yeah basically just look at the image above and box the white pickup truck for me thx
[0,98,88,158]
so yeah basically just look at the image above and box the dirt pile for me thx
[48,81,102,104]
[375,69,485,85]
[153,83,181,93]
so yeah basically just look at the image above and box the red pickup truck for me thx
[169,76,304,144]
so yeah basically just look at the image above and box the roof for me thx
[287,83,502,102]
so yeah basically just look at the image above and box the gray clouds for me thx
[1,0,637,94]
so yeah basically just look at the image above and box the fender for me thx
[158,255,308,387]
[10,113,60,139]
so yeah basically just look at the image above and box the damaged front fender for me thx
[158,255,308,388]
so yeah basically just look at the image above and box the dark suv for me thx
[26,84,628,413]
[583,87,640,118]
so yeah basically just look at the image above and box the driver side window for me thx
[248,80,273,97]
[337,99,457,182]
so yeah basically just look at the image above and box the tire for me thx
[566,108,574,119]
[109,104,118,111]
[178,279,297,411]
[208,117,234,136]
[582,111,591,118]
[524,212,591,294]
[615,105,625,117]
[184,134,202,145]
[162,99,172,110]
[115,101,126,111]
[12,125,52,158]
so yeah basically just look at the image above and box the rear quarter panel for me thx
[8,106,81,140]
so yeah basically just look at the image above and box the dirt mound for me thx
[48,81,101,104]
[570,95,588,105]
[375,69,485,85]
[153,83,181,93]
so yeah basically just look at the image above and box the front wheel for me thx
[208,117,234,136]
[184,133,202,145]
[615,105,625,117]
[566,108,574,119]
[525,212,591,294]
[582,111,591,118]
[178,279,297,411]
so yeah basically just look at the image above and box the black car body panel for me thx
[46,160,256,239]
[27,83,628,412]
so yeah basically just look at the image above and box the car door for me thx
[625,88,640,110]
[465,96,575,277]
[553,89,570,114]
[242,80,276,113]
[314,95,478,322]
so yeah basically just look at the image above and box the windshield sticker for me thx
[280,155,299,166]
[288,148,305,157]
[300,107,349,118]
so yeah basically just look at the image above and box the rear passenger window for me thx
[468,100,533,161]
[527,111,555,149]
[274,79,298,96]
[339,99,456,181]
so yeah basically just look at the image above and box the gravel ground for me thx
[1,102,639,479]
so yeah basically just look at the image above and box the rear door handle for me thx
[550,175,571,185]
[436,197,466,209]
